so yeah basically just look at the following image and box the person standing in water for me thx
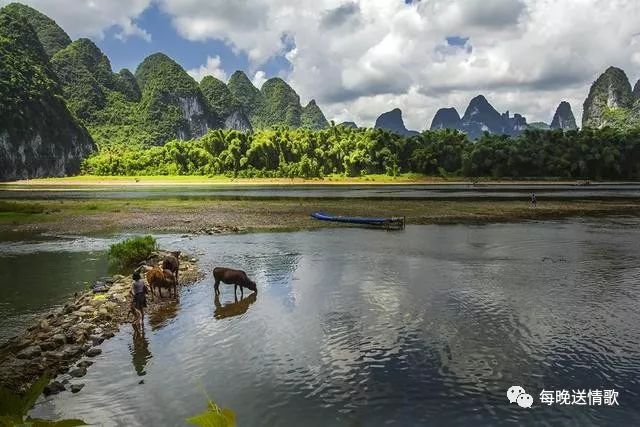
[531,192,537,208]
[131,271,149,324]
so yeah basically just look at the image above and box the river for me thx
[1,220,639,425]
[2,183,640,200]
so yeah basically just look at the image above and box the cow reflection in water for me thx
[214,292,257,320]
[130,323,151,376]
[148,299,180,331]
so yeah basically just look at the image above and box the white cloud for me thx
[187,55,228,82]
[252,70,267,88]
[157,0,640,129]
[0,0,152,41]
[5,0,640,129]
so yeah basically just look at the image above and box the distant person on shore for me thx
[131,271,149,324]
[531,193,537,208]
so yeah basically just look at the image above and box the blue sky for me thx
[96,3,290,79]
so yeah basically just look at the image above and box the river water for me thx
[1,220,640,425]
[2,183,640,200]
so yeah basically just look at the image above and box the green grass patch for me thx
[108,235,158,269]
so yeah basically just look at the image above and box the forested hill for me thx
[0,2,332,180]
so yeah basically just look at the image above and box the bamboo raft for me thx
[311,212,405,230]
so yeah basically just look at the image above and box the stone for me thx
[70,383,85,393]
[77,360,93,368]
[102,331,115,339]
[62,345,82,360]
[44,381,66,396]
[89,335,105,345]
[40,341,57,351]
[69,367,87,378]
[52,334,66,346]
[17,345,42,359]
[86,347,102,357]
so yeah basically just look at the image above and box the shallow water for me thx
[0,234,112,344]
[3,220,640,425]
[2,183,640,200]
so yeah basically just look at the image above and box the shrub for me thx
[108,235,157,268]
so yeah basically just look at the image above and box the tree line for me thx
[82,125,640,180]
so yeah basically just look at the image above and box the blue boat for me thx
[311,212,405,229]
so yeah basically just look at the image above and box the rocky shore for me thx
[0,250,202,395]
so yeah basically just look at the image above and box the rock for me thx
[430,107,462,131]
[78,306,94,313]
[40,341,57,351]
[70,383,85,393]
[86,347,102,357]
[40,319,51,331]
[44,351,65,360]
[89,335,104,345]
[374,108,419,136]
[550,101,578,130]
[102,331,115,339]
[44,381,66,396]
[77,360,93,368]
[92,327,103,335]
[62,345,83,360]
[52,334,66,346]
[190,258,197,263]
[69,366,87,378]
[17,345,42,359]
[582,66,634,128]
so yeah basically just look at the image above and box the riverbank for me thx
[1,198,640,235]
[0,251,202,394]
[2,175,628,187]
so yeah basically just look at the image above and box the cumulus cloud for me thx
[252,70,268,88]
[6,0,640,129]
[0,0,152,41]
[187,55,228,82]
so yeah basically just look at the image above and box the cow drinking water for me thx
[213,267,257,297]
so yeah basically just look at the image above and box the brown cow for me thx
[162,251,181,283]
[213,267,257,297]
[146,267,177,299]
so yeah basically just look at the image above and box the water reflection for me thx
[148,300,181,331]
[130,324,151,376]
[214,292,257,320]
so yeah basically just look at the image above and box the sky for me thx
[3,0,640,129]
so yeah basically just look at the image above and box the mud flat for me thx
[0,251,202,395]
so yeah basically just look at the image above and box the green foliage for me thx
[186,399,236,427]
[301,100,329,129]
[0,373,86,426]
[115,68,141,102]
[0,9,55,118]
[227,70,263,121]
[108,235,158,268]
[135,53,217,143]
[1,3,71,58]
[83,125,640,180]
[258,78,302,128]
[200,76,236,118]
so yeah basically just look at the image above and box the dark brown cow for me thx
[146,267,177,299]
[162,251,181,283]
[213,267,257,297]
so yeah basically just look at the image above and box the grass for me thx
[2,173,618,187]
